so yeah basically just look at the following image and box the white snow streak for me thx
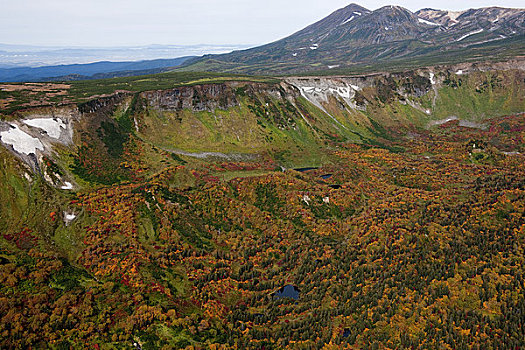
[418,18,439,26]
[456,29,484,42]
[342,16,355,24]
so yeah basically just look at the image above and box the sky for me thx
[1,0,523,48]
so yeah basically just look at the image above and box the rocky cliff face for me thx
[140,84,239,112]
[78,92,130,114]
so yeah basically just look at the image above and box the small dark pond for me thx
[329,184,342,189]
[274,285,300,300]
[320,174,333,180]
[294,167,319,172]
[343,328,351,338]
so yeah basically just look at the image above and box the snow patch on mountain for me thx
[329,86,352,99]
[63,211,77,225]
[64,212,76,221]
[418,18,439,26]
[23,118,66,139]
[0,124,44,155]
[447,11,462,22]
[428,116,459,127]
[288,78,366,130]
[342,16,355,25]
[61,182,74,190]
[456,29,484,42]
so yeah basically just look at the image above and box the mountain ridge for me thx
[0,57,194,82]
[179,3,525,74]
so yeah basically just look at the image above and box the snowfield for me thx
[329,87,351,98]
[23,118,66,139]
[0,124,44,155]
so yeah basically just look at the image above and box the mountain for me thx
[1,3,525,349]
[181,4,525,74]
[1,62,525,348]
[0,57,194,82]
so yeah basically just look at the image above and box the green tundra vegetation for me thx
[0,67,524,349]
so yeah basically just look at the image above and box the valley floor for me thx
[1,113,524,349]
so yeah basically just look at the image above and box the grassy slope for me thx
[0,147,90,261]
[430,71,525,121]
[134,87,352,167]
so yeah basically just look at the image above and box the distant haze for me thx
[1,0,524,47]
[0,44,251,68]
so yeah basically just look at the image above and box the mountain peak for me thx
[285,3,370,40]
[372,5,417,21]
[339,3,369,13]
